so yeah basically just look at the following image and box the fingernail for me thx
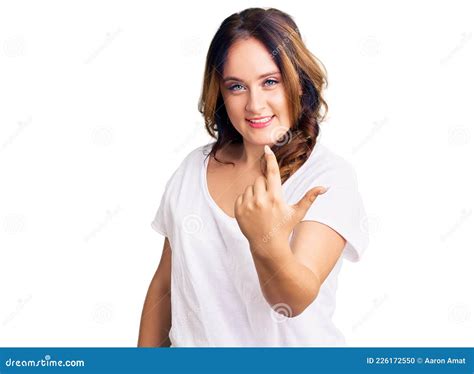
[320,187,328,194]
[264,145,272,154]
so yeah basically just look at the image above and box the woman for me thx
[138,7,369,347]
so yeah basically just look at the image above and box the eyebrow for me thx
[222,71,281,83]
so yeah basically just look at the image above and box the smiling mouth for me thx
[246,115,275,128]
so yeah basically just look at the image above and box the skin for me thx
[138,238,171,347]
[219,37,293,167]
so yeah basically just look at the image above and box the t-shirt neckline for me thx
[201,140,320,222]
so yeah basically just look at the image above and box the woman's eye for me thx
[264,79,279,87]
[227,79,278,91]
[229,84,245,91]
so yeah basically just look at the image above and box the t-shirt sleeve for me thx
[151,187,169,237]
[150,176,174,238]
[149,144,207,238]
[300,162,369,262]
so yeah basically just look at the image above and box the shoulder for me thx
[182,142,214,164]
[297,143,369,262]
[172,142,214,171]
[162,142,214,189]
[298,142,358,189]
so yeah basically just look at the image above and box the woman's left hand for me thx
[234,145,327,250]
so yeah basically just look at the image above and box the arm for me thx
[235,145,346,317]
[249,220,346,317]
[137,237,172,347]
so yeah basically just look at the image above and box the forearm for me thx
[137,282,171,347]
[249,241,320,317]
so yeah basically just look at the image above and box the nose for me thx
[245,89,266,114]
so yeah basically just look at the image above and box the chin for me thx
[241,133,275,146]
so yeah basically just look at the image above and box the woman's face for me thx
[220,37,292,146]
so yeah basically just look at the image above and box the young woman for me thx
[138,7,369,347]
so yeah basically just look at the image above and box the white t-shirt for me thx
[151,139,369,347]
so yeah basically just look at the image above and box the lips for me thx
[246,115,275,129]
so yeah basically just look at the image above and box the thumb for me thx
[293,186,328,217]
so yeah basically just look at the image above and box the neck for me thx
[236,141,266,170]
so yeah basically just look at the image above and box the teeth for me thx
[249,116,272,123]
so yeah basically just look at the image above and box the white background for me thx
[0,0,472,346]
